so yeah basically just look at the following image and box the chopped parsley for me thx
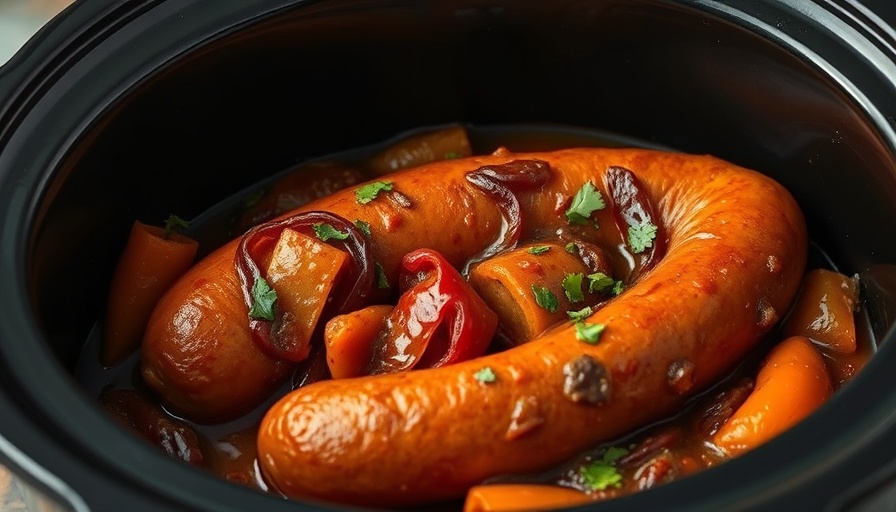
[575,322,606,344]
[587,272,615,294]
[565,182,605,226]
[473,367,497,384]
[567,306,594,322]
[163,214,190,239]
[565,242,578,254]
[628,222,658,254]
[354,219,372,236]
[532,285,559,313]
[313,223,350,241]
[375,262,390,289]
[588,272,625,296]
[581,446,628,491]
[612,280,626,296]
[527,245,551,255]
[355,181,394,204]
[248,277,277,321]
[562,273,585,303]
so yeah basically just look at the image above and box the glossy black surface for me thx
[1,1,896,511]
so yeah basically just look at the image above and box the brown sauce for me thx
[74,124,877,509]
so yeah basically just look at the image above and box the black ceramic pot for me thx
[2,1,896,511]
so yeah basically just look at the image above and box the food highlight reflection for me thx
[75,124,873,512]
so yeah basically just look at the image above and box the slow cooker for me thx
[2,1,896,511]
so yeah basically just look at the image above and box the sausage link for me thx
[245,148,806,506]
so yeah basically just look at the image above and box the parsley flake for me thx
[532,285,559,313]
[565,182,605,226]
[248,277,277,321]
[163,214,190,239]
[562,273,585,303]
[576,322,606,344]
[355,181,394,204]
[313,223,350,241]
[473,367,497,384]
[612,280,626,296]
[587,272,615,293]
[565,242,578,254]
[354,219,372,236]
[628,222,658,254]
[567,306,594,322]
[527,245,551,255]
[581,446,628,491]
[375,262,390,289]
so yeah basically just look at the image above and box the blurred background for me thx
[0,2,75,509]
[1,0,73,65]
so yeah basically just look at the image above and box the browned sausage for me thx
[251,149,806,506]
[143,148,805,505]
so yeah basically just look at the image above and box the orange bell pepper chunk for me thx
[713,335,833,456]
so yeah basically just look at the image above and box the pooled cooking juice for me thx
[75,124,875,510]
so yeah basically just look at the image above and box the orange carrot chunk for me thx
[366,124,473,175]
[783,268,859,353]
[103,219,198,366]
[463,484,593,512]
[713,335,833,457]
[324,304,393,379]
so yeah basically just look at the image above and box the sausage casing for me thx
[243,148,807,506]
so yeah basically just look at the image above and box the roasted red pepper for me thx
[367,248,498,374]
[235,211,373,361]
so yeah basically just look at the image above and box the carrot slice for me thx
[783,268,859,353]
[324,304,393,379]
[103,219,198,366]
[464,484,593,512]
[713,335,833,456]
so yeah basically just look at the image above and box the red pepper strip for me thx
[367,249,498,375]
[604,166,666,279]
[464,159,552,273]
[235,211,373,361]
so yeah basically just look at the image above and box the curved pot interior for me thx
[9,0,896,510]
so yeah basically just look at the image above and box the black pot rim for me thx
[2,1,896,511]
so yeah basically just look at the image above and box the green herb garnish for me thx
[581,446,628,491]
[532,285,559,313]
[612,280,626,296]
[354,219,372,236]
[248,277,277,321]
[565,242,578,254]
[313,223,350,241]
[567,306,594,322]
[628,222,658,254]
[562,273,585,303]
[528,245,551,255]
[355,181,394,204]
[163,214,190,239]
[565,182,605,226]
[575,322,606,344]
[587,272,615,294]
[473,367,497,384]
[375,262,390,289]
